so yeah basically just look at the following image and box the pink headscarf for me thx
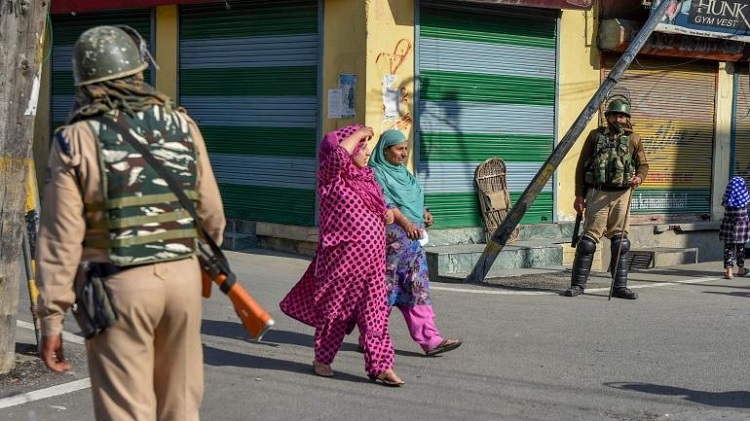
[318,125,387,217]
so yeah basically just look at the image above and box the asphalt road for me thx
[2,249,749,421]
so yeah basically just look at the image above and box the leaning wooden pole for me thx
[0,0,50,374]
[466,0,676,284]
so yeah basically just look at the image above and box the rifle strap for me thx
[93,115,230,270]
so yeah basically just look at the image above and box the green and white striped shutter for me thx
[417,2,558,229]
[179,0,319,226]
[51,10,153,132]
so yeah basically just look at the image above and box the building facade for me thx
[36,0,747,261]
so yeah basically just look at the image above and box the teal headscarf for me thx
[369,129,424,223]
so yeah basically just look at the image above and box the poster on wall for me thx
[339,74,357,118]
[652,0,750,42]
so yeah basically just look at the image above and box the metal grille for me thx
[417,3,558,229]
[733,69,750,183]
[179,0,320,226]
[604,57,717,218]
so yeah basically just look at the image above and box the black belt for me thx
[89,262,128,278]
[588,185,629,192]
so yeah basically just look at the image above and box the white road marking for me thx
[432,276,722,295]
[432,286,557,296]
[16,320,86,345]
[0,378,91,409]
[6,321,91,409]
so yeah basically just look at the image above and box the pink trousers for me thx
[395,304,444,352]
[359,304,444,353]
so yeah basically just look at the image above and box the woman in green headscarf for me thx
[368,129,462,356]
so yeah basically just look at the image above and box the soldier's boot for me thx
[563,236,596,297]
[610,235,638,300]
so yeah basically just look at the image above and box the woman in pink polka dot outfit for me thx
[280,125,404,386]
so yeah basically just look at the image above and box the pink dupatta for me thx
[279,125,386,327]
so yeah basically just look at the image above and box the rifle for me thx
[571,186,587,248]
[98,116,275,341]
[571,212,583,248]
[198,243,274,340]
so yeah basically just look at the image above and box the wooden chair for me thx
[475,157,520,244]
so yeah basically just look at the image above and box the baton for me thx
[609,188,635,301]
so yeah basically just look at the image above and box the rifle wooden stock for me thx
[221,275,275,341]
[201,269,213,298]
[199,255,275,341]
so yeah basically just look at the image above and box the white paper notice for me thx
[328,88,343,119]
[382,74,399,119]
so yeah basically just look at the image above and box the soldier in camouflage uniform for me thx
[563,98,648,300]
[36,26,225,420]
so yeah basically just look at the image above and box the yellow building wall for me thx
[323,0,415,171]
[556,6,601,223]
[364,0,415,170]
[155,5,179,100]
[322,0,367,133]
[712,62,734,220]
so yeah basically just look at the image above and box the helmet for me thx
[605,98,631,117]
[72,25,148,86]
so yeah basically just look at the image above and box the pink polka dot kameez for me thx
[280,125,395,378]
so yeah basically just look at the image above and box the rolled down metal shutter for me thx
[50,10,153,132]
[179,0,319,226]
[418,2,558,229]
[604,58,716,218]
[733,69,750,183]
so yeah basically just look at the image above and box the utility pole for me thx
[466,0,677,283]
[0,0,50,374]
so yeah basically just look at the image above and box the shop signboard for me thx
[652,0,750,42]
[447,0,592,9]
[52,0,211,14]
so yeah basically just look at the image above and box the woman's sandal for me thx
[368,369,404,387]
[425,338,462,357]
[312,360,334,377]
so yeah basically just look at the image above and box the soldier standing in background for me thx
[36,25,225,420]
[563,98,649,300]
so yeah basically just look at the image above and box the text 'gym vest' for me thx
[84,107,199,266]
[584,127,635,190]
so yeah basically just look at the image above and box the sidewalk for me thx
[455,260,726,294]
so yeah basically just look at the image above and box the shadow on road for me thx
[202,344,372,385]
[201,319,313,347]
[201,320,428,359]
[607,382,750,409]
[703,291,750,298]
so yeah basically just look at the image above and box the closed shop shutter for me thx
[51,10,153,132]
[179,0,319,226]
[732,70,750,182]
[417,2,558,229]
[604,58,716,218]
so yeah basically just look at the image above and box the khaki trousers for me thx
[86,256,203,421]
[582,188,632,243]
